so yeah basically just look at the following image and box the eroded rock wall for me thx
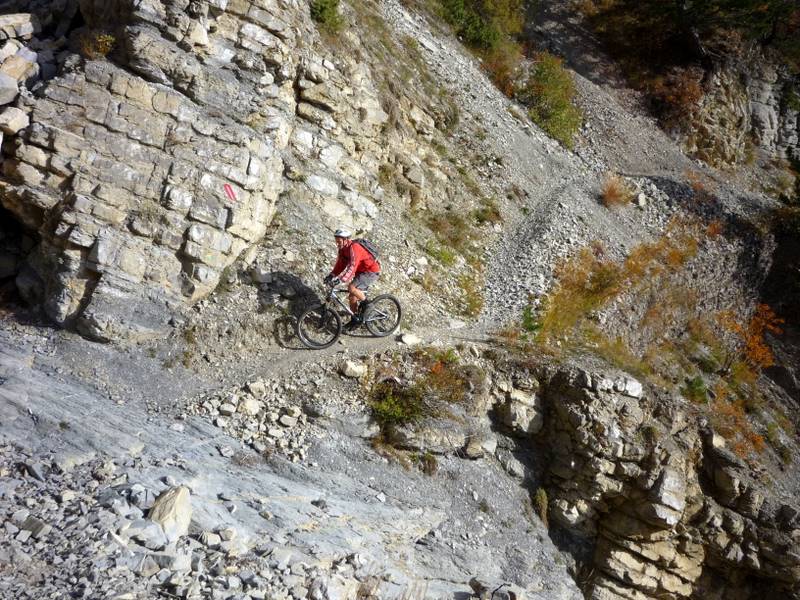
[494,362,800,599]
[0,0,413,341]
[747,61,799,162]
[680,57,797,165]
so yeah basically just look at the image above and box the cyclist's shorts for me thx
[352,271,379,291]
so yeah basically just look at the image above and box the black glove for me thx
[324,275,339,286]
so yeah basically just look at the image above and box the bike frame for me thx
[324,286,386,324]
[325,286,356,316]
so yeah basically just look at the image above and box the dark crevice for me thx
[0,206,39,318]
[762,210,800,402]
[483,371,596,596]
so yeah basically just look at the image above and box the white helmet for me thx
[334,228,352,238]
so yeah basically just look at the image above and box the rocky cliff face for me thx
[1,1,799,600]
[0,0,455,341]
[747,60,799,163]
[689,58,799,166]
[1,0,295,339]
[492,361,800,600]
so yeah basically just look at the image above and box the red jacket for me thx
[331,241,380,283]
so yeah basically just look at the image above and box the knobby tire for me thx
[296,305,342,349]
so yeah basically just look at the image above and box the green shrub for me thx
[79,31,116,59]
[472,198,502,225]
[459,274,484,317]
[436,91,461,133]
[695,353,719,374]
[369,380,426,429]
[428,212,472,254]
[534,487,549,528]
[435,0,524,51]
[766,421,781,446]
[682,375,708,403]
[310,0,342,31]
[416,347,473,403]
[518,52,582,148]
[521,304,540,333]
[441,0,497,49]
[425,242,457,266]
[483,40,523,96]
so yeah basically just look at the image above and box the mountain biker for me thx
[324,228,380,330]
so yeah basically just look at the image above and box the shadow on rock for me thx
[254,270,321,349]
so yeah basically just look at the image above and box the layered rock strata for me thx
[497,364,800,599]
[0,0,397,340]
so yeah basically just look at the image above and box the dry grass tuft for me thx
[79,31,116,59]
[600,174,635,207]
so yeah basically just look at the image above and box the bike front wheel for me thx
[296,305,342,349]
[364,295,402,337]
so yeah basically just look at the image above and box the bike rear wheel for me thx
[296,305,342,349]
[364,294,402,337]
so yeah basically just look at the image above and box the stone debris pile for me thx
[190,377,318,463]
[0,443,443,600]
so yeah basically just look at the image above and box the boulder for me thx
[339,360,367,378]
[218,402,237,416]
[247,379,267,397]
[463,433,497,459]
[399,333,421,346]
[614,377,643,398]
[120,519,169,550]
[0,106,28,134]
[500,388,543,435]
[0,72,18,104]
[148,486,192,543]
[0,14,39,39]
[0,54,38,85]
[239,397,261,416]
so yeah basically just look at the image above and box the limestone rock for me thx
[148,486,192,543]
[0,14,39,40]
[463,433,497,459]
[239,397,262,416]
[307,575,360,600]
[614,377,643,399]
[500,388,543,435]
[0,72,17,104]
[339,360,367,378]
[0,106,28,133]
[120,519,169,550]
[399,333,421,345]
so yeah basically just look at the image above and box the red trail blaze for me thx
[223,184,237,202]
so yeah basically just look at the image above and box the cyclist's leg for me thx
[346,282,364,314]
[349,272,379,315]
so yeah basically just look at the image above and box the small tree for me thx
[716,303,784,375]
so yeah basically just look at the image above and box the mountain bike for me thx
[295,284,402,349]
